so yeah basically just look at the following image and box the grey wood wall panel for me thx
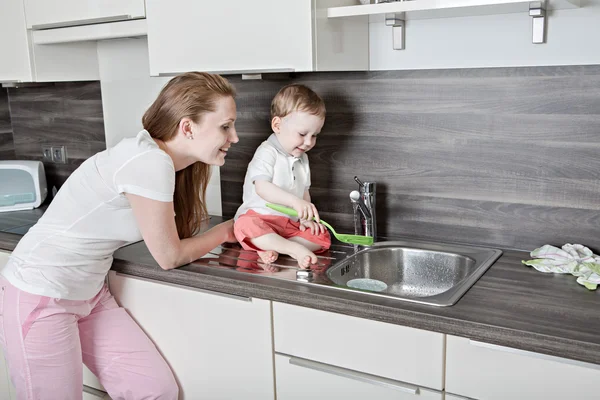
[0,88,15,160]
[222,66,600,252]
[7,82,106,190]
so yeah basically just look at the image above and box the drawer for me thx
[273,302,444,390]
[446,335,600,400]
[275,354,443,400]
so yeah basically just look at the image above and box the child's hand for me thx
[300,220,326,235]
[291,199,320,222]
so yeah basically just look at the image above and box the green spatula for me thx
[266,203,374,246]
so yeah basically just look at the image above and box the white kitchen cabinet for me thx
[82,386,111,400]
[275,353,443,400]
[83,365,106,393]
[0,0,35,83]
[0,251,16,400]
[107,271,274,400]
[23,0,146,30]
[444,395,473,400]
[446,335,600,400]
[146,0,368,76]
[0,251,11,271]
[0,0,99,83]
[273,302,445,391]
[0,347,15,400]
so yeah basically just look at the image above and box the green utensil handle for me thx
[266,203,300,217]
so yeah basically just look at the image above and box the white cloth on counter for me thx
[522,244,600,290]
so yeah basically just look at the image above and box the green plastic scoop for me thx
[266,203,374,246]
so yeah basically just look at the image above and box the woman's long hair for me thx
[142,72,236,239]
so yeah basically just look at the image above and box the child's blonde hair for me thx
[270,84,326,120]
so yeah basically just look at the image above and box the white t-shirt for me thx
[2,130,175,300]
[235,134,310,221]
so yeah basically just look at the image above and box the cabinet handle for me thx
[83,384,108,398]
[31,14,132,30]
[112,272,252,302]
[468,340,600,371]
[157,68,294,77]
[288,356,419,395]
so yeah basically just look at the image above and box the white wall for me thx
[369,1,600,70]
[96,38,222,216]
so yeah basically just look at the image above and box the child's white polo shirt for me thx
[235,134,310,220]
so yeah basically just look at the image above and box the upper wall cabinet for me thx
[0,0,35,82]
[146,0,369,76]
[23,0,146,30]
[0,0,100,83]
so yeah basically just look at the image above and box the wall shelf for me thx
[328,0,581,49]
[327,0,580,21]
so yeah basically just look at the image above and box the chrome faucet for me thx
[350,176,376,242]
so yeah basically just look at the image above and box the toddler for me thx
[233,84,331,268]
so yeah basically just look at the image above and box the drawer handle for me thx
[468,340,600,371]
[31,14,132,30]
[112,272,252,302]
[288,356,419,395]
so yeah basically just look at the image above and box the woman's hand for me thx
[299,220,326,235]
[214,219,238,244]
[291,199,320,222]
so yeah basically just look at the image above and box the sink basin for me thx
[325,241,502,306]
[191,238,502,307]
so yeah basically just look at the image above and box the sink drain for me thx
[346,278,387,292]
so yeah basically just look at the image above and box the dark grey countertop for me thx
[1,212,598,366]
[0,207,45,234]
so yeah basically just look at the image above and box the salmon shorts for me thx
[234,210,331,252]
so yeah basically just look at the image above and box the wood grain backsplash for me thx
[5,82,106,191]
[0,88,15,160]
[222,66,600,252]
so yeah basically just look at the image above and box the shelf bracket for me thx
[529,3,546,44]
[385,13,405,50]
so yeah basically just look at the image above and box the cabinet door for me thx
[0,251,11,270]
[83,365,105,392]
[446,335,600,400]
[444,395,473,400]
[0,0,34,82]
[0,0,100,83]
[83,386,111,400]
[107,271,275,400]
[275,354,443,400]
[273,302,445,390]
[0,346,15,400]
[0,251,16,399]
[146,0,314,75]
[24,0,146,29]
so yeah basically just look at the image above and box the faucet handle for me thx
[354,176,376,193]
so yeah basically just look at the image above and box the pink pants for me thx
[0,276,178,400]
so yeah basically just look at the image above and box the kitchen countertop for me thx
[0,212,598,366]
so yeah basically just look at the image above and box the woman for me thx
[0,72,239,399]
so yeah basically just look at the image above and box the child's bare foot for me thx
[292,248,317,269]
[258,250,279,264]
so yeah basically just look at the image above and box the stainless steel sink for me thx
[191,239,502,307]
[325,241,502,306]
